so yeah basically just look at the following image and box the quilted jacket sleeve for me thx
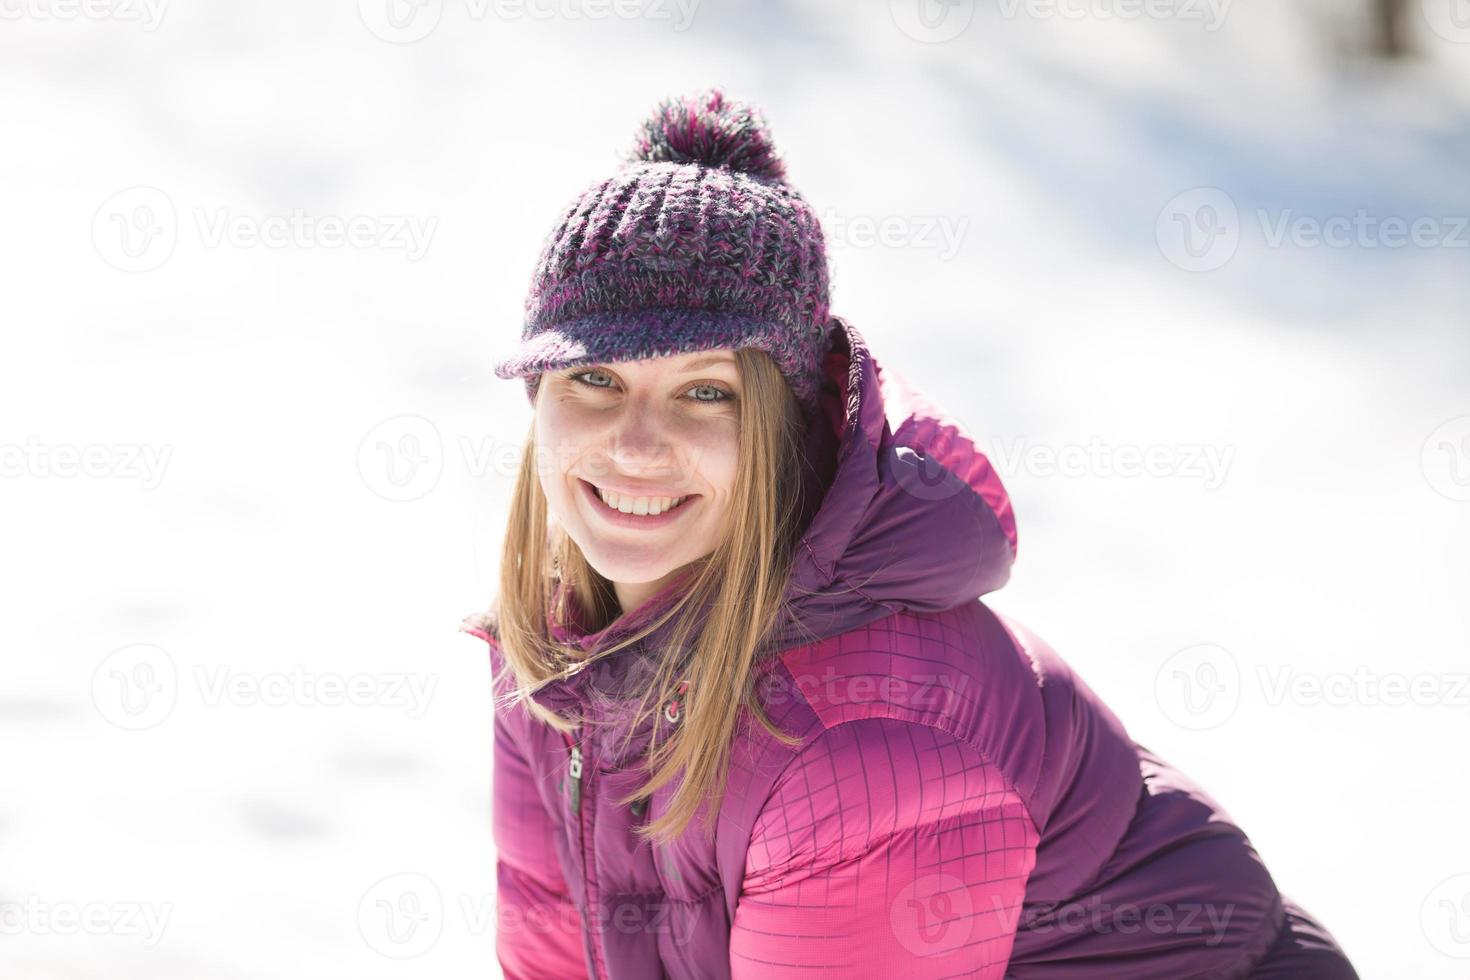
[479,628,589,979]
[730,717,1039,978]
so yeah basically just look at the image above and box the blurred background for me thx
[2,1,1467,976]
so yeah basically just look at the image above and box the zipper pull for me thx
[559,729,583,812]
[568,744,582,811]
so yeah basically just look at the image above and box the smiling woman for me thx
[462,87,1358,980]
[534,350,750,615]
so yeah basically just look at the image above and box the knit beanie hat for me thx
[492,87,836,414]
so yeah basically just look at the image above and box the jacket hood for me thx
[768,313,1017,650]
[476,314,1018,726]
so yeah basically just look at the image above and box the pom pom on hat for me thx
[624,86,788,182]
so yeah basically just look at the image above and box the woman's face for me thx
[534,348,742,603]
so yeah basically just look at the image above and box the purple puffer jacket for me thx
[464,316,1358,979]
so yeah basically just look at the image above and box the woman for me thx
[463,88,1358,979]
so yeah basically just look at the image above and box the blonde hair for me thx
[488,347,813,845]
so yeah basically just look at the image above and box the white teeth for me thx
[596,486,687,516]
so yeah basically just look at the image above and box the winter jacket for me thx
[464,315,1358,979]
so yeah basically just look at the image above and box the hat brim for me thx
[493,308,793,384]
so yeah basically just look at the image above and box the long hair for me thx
[489,347,815,845]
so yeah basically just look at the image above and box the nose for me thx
[604,400,679,476]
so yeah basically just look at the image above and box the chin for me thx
[581,548,686,587]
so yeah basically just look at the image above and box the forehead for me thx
[604,349,738,372]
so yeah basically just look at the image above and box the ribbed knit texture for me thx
[493,87,834,411]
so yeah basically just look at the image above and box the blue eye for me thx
[569,369,615,389]
[687,383,733,404]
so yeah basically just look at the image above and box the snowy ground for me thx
[2,2,1466,977]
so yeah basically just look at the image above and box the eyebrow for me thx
[679,353,737,371]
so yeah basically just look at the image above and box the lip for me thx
[577,478,698,530]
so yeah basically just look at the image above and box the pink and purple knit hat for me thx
[492,87,836,414]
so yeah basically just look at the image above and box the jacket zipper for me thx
[560,726,606,978]
[561,729,582,811]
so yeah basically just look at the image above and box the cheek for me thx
[532,408,580,498]
[687,423,740,499]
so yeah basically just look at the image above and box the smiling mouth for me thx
[581,479,697,518]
